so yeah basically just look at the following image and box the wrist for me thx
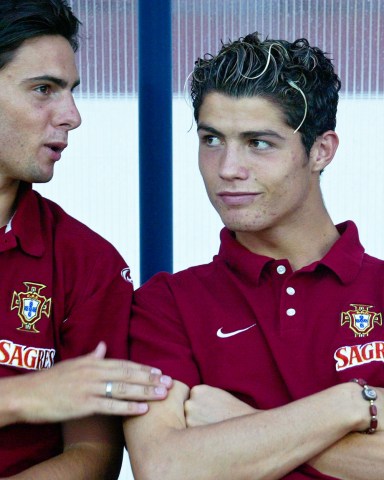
[350,378,378,434]
[2,373,41,424]
[0,376,27,425]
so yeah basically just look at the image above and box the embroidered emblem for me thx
[11,282,52,333]
[341,304,382,337]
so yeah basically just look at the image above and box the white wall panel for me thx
[36,99,140,287]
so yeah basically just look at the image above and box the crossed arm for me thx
[184,384,384,480]
[124,380,384,480]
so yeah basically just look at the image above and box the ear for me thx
[309,130,339,173]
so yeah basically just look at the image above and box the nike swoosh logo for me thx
[216,323,257,338]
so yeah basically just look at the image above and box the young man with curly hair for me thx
[0,1,172,477]
[125,33,383,479]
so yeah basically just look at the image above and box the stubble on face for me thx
[0,35,81,188]
[197,93,317,242]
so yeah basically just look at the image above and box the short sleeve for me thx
[59,249,132,361]
[129,272,200,387]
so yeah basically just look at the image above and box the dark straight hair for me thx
[0,0,81,70]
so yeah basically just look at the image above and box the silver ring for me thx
[105,381,113,398]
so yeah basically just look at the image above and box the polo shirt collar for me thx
[317,220,364,284]
[218,220,364,285]
[4,182,45,257]
[218,228,273,285]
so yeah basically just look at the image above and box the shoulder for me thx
[137,259,220,293]
[362,252,384,269]
[133,260,223,314]
[36,192,123,258]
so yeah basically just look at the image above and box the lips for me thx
[217,191,260,206]
[44,142,67,161]
[45,142,67,153]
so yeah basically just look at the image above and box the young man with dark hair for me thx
[125,33,383,479]
[0,1,172,477]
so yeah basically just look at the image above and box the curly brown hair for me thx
[191,32,341,155]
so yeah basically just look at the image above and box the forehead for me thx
[1,35,79,84]
[198,92,290,132]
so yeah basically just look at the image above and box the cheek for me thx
[199,158,215,185]
[198,157,204,176]
[199,166,216,200]
[0,123,21,150]
[266,170,303,205]
[198,151,206,175]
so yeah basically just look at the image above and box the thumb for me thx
[91,341,107,359]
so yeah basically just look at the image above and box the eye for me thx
[205,135,221,146]
[250,139,270,150]
[34,85,51,95]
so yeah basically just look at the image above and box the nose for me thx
[55,93,82,131]
[219,144,249,180]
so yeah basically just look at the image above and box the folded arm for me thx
[307,432,384,479]
[124,380,377,480]
[185,384,384,480]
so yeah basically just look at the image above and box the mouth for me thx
[45,142,67,154]
[43,142,67,162]
[217,191,261,206]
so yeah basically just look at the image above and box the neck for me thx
[236,211,339,271]
[0,180,20,228]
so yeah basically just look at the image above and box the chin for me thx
[222,218,271,233]
[31,170,55,184]
[220,215,256,232]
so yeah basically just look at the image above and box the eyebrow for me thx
[23,75,81,90]
[197,123,285,140]
[197,124,222,136]
[240,130,285,141]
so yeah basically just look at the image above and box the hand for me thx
[184,384,257,427]
[1,342,172,426]
[306,385,384,479]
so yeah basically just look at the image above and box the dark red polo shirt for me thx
[0,183,132,476]
[130,221,384,479]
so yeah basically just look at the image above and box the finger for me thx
[97,362,173,388]
[93,397,150,416]
[100,381,170,401]
[184,399,191,414]
[89,358,160,374]
[92,341,107,359]
[122,360,163,373]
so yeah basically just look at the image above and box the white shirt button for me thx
[277,265,286,274]
[286,287,295,295]
[286,308,296,316]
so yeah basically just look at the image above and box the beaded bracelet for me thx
[350,378,378,434]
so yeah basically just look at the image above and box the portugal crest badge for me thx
[341,304,382,337]
[11,282,52,333]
